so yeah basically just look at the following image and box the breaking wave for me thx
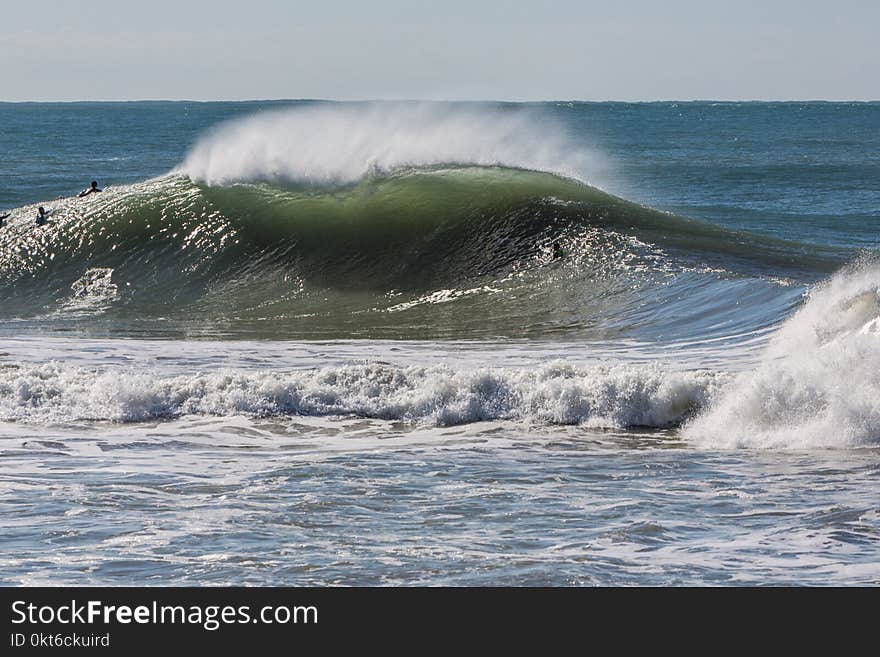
[685,259,880,448]
[0,104,852,343]
[1,262,878,449]
[0,171,841,339]
[0,359,723,428]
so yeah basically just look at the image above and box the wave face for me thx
[0,106,845,341]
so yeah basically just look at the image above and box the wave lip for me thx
[175,103,604,186]
[0,360,722,429]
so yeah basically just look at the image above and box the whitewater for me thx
[1,101,878,585]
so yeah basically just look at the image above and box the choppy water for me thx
[1,101,879,585]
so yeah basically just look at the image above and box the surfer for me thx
[78,181,102,197]
[552,241,564,260]
[0,212,9,227]
[34,206,55,226]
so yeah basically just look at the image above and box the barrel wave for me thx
[0,104,852,343]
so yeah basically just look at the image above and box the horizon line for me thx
[2,98,880,105]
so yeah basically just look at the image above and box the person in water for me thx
[0,212,9,227]
[78,181,102,197]
[35,206,55,226]
[552,241,565,259]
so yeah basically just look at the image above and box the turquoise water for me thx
[0,101,878,585]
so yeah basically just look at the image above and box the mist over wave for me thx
[177,103,605,186]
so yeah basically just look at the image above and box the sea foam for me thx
[0,360,720,429]
[684,260,880,448]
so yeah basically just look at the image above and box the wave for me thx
[0,359,723,428]
[1,105,876,449]
[0,105,849,339]
[684,259,880,448]
[0,167,842,340]
[2,263,878,448]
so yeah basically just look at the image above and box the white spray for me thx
[684,260,880,448]
[176,103,604,186]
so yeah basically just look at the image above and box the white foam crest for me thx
[176,103,603,186]
[684,260,880,449]
[0,360,720,429]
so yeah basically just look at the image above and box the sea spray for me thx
[684,260,880,448]
[176,103,606,186]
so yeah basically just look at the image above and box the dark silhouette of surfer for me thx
[78,181,102,197]
[552,241,565,259]
[35,206,56,226]
[0,212,9,227]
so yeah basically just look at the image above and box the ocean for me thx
[1,100,878,585]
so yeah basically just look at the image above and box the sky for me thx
[1,0,878,101]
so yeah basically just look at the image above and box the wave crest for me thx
[176,103,605,186]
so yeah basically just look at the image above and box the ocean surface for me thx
[1,100,879,585]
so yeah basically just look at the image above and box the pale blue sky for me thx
[1,0,877,101]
